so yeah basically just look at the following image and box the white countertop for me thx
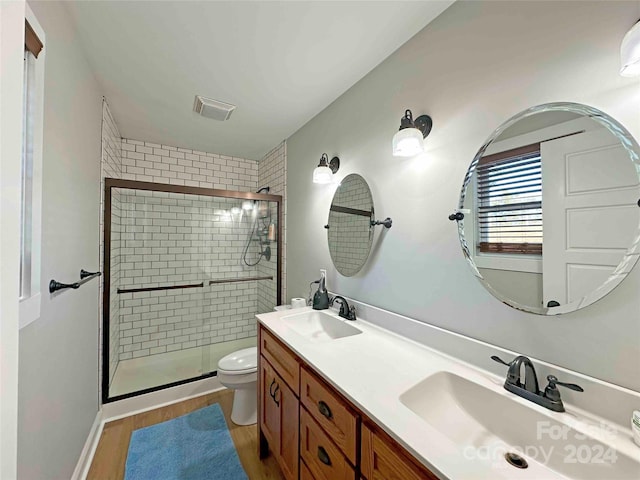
[257,306,640,480]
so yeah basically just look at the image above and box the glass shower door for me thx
[104,180,280,402]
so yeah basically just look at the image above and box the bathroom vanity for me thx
[258,322,437,480]
[257,306,640,480]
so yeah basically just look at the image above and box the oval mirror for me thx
[327,174,374,276]
[457,102,640,315]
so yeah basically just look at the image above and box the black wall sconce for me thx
[313,153,340,184]
[392,109,433,157]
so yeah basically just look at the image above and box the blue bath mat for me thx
[124,403,248,480]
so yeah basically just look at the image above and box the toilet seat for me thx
[218,347,257,374]
[218,366,256,376]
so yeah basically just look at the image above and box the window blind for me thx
[476,143,542,255]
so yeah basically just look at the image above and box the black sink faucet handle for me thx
[546,375,584,392]
[543,375,583,403]
[491,355,511,367]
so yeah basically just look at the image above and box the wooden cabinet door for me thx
[260,357,299,480]
[361,424,438,480]
[277,379,299,480]
[260,360,281,453]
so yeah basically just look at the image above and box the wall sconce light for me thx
[392,109,432,157]
[621,20,640,77]
[312,153,340,184]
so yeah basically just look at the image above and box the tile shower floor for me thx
[109,337,256,397]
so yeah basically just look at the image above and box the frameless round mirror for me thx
[327,174,374,276]
[457,102,640,315]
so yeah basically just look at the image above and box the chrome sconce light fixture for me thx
[621,20,640,77]
[392,109,432,157]
[313,153,340,184]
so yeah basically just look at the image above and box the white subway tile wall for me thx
[114,139,284,361]
[257,141,287,313]
[328,175,373,276]
[115,191,266,359]
[121,138,258,190]
[99,100,122,387]
[100,133,286,370]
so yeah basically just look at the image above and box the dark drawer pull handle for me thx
[269,379,276,397]
[317,446,332,466]
[317,400,333,420]
[272,385,280,407]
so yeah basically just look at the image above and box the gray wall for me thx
[287,1,640,391]
[18,1,102,478]
[478,269,543,309]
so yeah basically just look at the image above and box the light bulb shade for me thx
[313,165,333,184]
[392,127,425,157]
[621,21,640,77]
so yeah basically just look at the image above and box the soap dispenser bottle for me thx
[312,271,330,310]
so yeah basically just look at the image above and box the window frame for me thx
[19,5,45,330]
[475,142,543,256]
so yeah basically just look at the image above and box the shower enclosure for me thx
[102,179,282,402]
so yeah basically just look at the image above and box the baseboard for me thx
[71,410,103,480]
[73,377,226,479]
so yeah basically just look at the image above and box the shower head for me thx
[254,186,271,216]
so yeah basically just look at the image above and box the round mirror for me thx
[327,174,374,276]
[457,102,640,315]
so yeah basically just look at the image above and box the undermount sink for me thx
[400,372,640,479]
[280,310,362,342]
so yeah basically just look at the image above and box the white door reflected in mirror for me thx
[458,103,640,315]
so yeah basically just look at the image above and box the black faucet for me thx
[492,355,583,412]
[330,296,357,321]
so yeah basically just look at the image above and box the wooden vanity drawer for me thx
[300,408,355,480]
[301,367,358,463]
[260,326,300,395]
[300,460,315,480]
[361,423,439,480]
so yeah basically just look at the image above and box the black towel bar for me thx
[49,269,102,293]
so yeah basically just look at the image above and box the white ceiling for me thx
[66,1,455,160]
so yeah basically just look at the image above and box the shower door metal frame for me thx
[102,178,283,403]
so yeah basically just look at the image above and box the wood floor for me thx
[88,389,284,480]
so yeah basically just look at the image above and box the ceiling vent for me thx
[193,95,236,121]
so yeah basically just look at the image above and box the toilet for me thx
[217,346,258,425]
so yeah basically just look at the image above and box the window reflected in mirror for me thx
[458,103,640,315]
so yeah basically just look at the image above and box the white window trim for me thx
[475,253,543,274]
[19,5,45,330]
